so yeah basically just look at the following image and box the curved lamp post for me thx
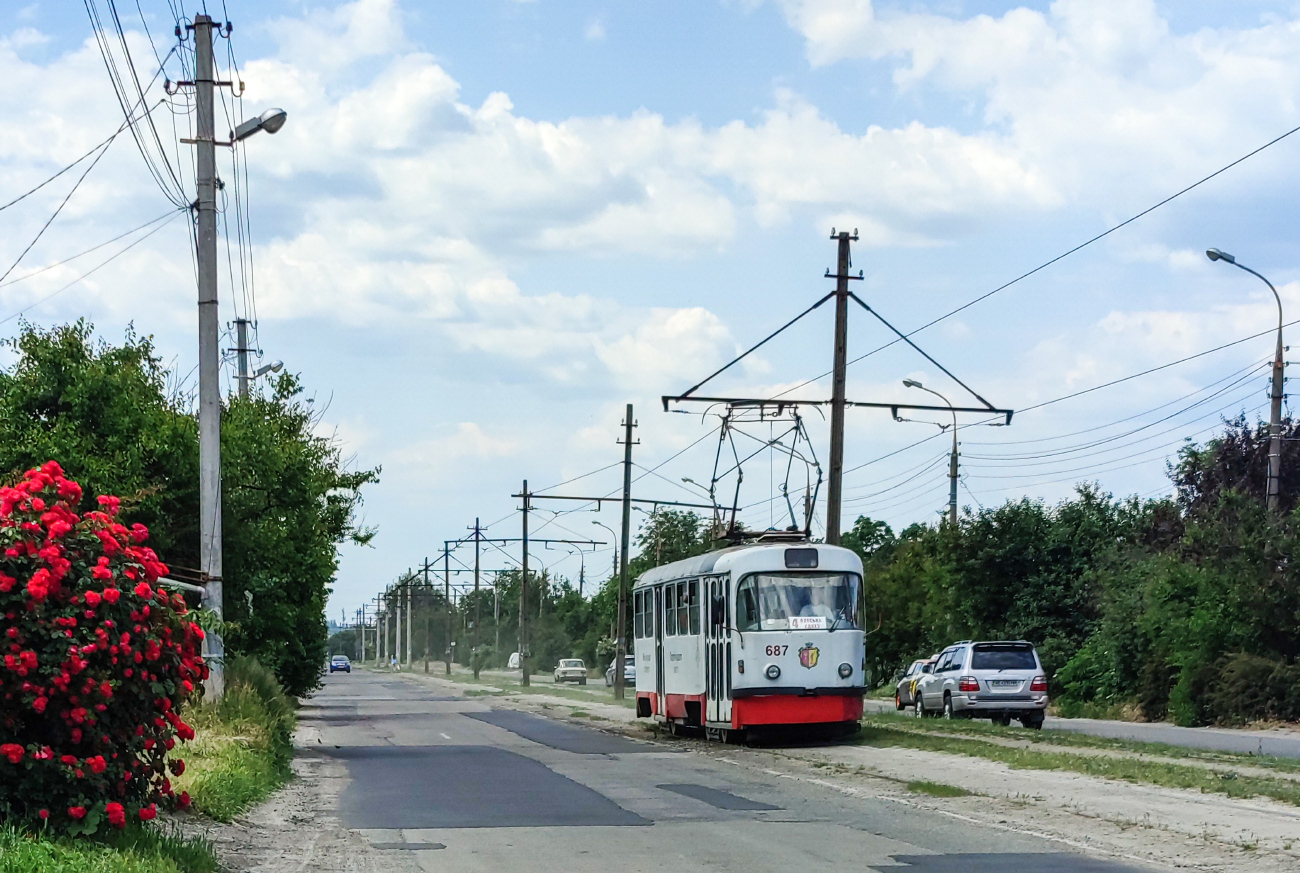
[1207,248,1285,511]
[901,379,959,525]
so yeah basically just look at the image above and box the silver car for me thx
[914,641,1047,728]
[604,654,636,686]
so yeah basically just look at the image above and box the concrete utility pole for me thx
[472,519,482,680]
[443,543,452,675]
[405,576,413,668]
[234,317,251,399]
[191,14,225,698]
[1207,249,1286,511]
[519,482,530,687]
[615,405,637,699]
[825,230,855,545]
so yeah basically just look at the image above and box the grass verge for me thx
[172,655,297,822]
[906,780,972,798]
[858,716,1300,807]
[865,711,1300,773]
[0,824,217,873]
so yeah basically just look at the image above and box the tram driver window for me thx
[735,573,861,632]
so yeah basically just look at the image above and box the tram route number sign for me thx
[765,645,788,656]
[789,616,828,630]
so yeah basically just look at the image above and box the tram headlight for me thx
[765,664,781,680]
[838,662,853,679]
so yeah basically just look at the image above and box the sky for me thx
[3,0,1300,622]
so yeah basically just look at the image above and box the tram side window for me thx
[676,581,689,635]
[737,578,761,632]
[633,591,643,639]
[688,580,700,635]
[664,585,676,636]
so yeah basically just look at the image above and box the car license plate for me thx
[991,680,1019,688]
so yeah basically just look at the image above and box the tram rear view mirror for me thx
[711,596,725,627]
[785,548,818,569]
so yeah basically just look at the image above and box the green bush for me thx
[1204,653,1300,724]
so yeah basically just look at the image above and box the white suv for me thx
[914,641,1047,728]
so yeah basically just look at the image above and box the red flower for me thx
[0,743,23,764]
[133,582,152,599]
[32,696,47,713]
[38,809,49,820]
[106,801,126,829]
[68,806,86,820]
[177,791,191,809]
[88,755,107,774]
[102,587,121,604]
[137,804,157,821]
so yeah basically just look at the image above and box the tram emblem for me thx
[798,644,820,669]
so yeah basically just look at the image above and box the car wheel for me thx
[915,696,927,718]
[896,692,904,711]
[579,678,586,685]
[1020,714,1044,730]
[943,695,955,719]
[994,715,1011,727]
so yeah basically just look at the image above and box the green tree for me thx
[0,322,377,698]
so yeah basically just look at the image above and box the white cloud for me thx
[774,1,1300,203]
[388,422,521,489]
[585,20,606,41]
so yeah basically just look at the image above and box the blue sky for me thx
[3,0,1300,621]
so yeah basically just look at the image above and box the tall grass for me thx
[173,655,297,822]
[0,825,216,873]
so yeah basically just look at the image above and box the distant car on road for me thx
[604,654,636,687]
[914,641,1047,728]
[554,658,588,685]
[329,655,352,674]
[895,656,937,710]
[508,652,522,670]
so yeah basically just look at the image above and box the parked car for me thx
[329,654,351,674]
[554,658,588,685]
[605,654,636,686]
[507,651,522,670]
[913,640,1047,728]
[895,656,937,710]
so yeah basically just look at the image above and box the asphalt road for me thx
[302,671,1157,872]
[865,698,1300,758]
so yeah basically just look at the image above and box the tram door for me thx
[706,575,731,724]
[654,585,666,714]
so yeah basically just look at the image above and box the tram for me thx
[631,537,866,739]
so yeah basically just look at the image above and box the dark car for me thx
[329,655,352,673]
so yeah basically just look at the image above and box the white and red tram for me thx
[632,540,866,739]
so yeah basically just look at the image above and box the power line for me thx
[773,120,1300,400]
[0,209,184,326]
[0,210,177,289]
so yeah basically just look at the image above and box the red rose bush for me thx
[0,462,206,833]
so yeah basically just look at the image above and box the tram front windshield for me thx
[736,572,860,631]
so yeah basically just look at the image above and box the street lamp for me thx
[591,520,618,581]
[254,360,283,380]
[901,379,959,525]
[231,108,287,142]
[1207,248,1285,511]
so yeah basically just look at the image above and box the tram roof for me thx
[634,541,862,588]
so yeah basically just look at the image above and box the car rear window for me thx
[970,645,1037,670]
[560,660,583,667]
